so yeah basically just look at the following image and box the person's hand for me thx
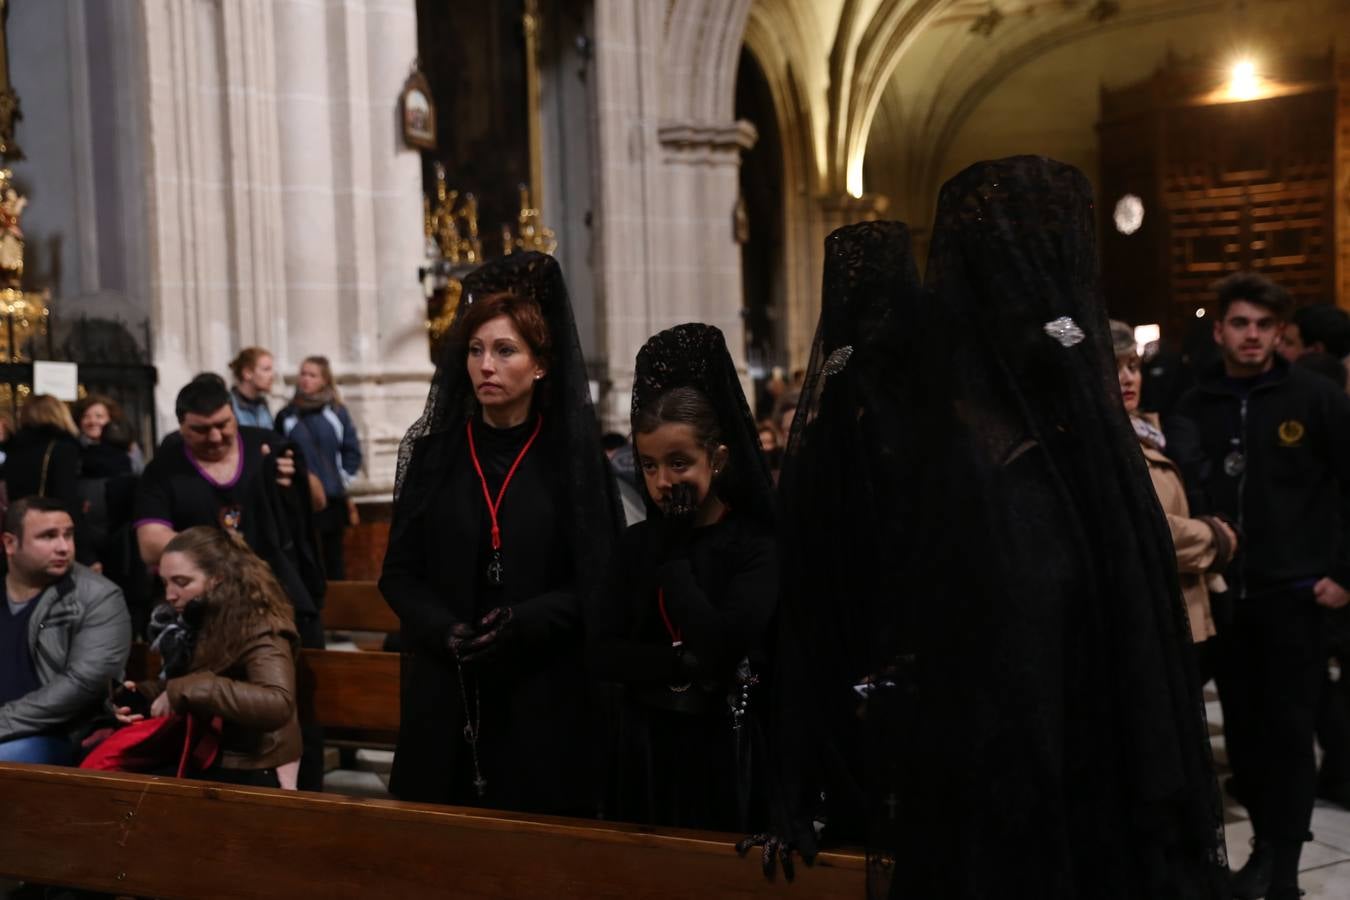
[653,482,699,560]
[736,833,806,881]
[150,690,172,719]
[447,621,477,659]
[274,449,296,488]
[347,499,361,528]
[457,607,518,666]
[1212,518,1239,558]
[113,680,144,725]
[1315,577,1350,609]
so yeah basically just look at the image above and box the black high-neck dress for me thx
[380,415,592,814]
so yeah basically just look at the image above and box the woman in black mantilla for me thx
[875,157,1226,898]
[755,221,921,875]
[380,252,621,813]
[587,323,778,832]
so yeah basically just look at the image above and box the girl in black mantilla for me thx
[588,323,777,832]
[380,253,621,814]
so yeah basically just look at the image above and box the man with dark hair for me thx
[1280,304,1350,363]
[1175,271,1350,900]
[134,374,327,789]
[0,497,130,763]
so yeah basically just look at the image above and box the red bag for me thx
[80,714,222,777]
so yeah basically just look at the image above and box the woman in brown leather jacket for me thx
[118,526,301,788]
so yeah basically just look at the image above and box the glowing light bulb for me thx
[1229,59,1260,101]
[1195,308,1206,319]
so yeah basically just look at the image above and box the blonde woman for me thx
[276,356,362,579]
[1,395,96,565]
[1113,320,1236,661]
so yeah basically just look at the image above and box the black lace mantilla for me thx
[631,323,774,526]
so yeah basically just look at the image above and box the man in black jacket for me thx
[1174,273,1350,900]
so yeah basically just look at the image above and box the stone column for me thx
[590,1,758,429]
[134,0,429,492]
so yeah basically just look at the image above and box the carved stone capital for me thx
[657,119,758,164]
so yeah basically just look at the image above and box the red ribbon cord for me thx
[658,588,681,647]
[466,414,544,551]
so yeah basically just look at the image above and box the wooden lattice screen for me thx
[1099,54,1336,342]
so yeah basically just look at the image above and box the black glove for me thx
[736,832,806,882]
[652,482,699,560]
[446,621,477,660]
[457,607,519,666]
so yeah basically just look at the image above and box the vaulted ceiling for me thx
[740,0,1346,231]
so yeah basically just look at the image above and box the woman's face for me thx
[160,551,215,612]
[1117,351,1142,415]
[246,354,275,393]
[297,362,326,396]
[635,422,728,510]
[80,403,110,441]
[467,315,545,417]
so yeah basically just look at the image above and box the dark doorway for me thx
[735,48,786,417]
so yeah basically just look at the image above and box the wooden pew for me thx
[322,579,399,634]
[0,764,865,899]
[297,647,399,739]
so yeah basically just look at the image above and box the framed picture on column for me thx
[400,67,437,151]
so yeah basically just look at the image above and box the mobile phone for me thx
[111,683,151,718]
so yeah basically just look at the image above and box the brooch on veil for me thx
[822,345,854,376]
[1043,317,1085,348]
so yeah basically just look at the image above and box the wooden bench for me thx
[0,763,865,898]
[322,579,399,635]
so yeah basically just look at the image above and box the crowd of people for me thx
[3,154,1349,899]
[0,353,363,792]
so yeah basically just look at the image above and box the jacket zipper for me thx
[34,619,61,671]
[1237,396,1248,601]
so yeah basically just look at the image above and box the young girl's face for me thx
[160,551,215,612]
[635,422,727,510]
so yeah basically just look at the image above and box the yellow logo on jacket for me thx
[1278,420,1305,447]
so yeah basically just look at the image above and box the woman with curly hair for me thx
[115,525,301,788]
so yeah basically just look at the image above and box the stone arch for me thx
[663,0,754,123]
[742,3,825,370]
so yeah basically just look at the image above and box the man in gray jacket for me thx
[0,496,130,764]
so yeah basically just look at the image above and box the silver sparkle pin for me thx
[822,345,854,376]
[1043,316,1085,348]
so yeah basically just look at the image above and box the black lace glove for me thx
[457,607,518,666]
[446,621,477,660]
[736,832,806,881]
[652,482,699,561]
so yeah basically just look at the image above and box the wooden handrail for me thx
[0,764,865,899]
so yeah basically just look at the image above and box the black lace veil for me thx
[630,323,775,527]
[770,221,921,859]
[393,251,622,599]
[888,156,1226,897]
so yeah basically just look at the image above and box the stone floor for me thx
[1209,692,1350,897]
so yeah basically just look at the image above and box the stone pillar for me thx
[590,1,757,430]
[135,0,429,493]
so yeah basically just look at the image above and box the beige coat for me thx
[1137,415,1219,642]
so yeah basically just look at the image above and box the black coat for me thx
[1174,356,1350,596]
[380,419,592,814]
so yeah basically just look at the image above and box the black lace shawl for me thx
[770,221,922,855]
[392,252,622,622]
[630,323,775,528]
[888,156,1226,898]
